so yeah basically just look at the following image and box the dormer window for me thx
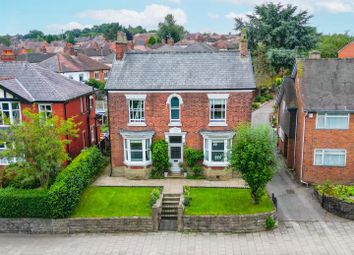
[167,94,183,126]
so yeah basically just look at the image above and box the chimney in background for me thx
[239,28,248,57]
[64,43,75,55]
[127,41,134,50]
[0,49,16,62]
[116,32,128,60]
[309,50,321,59]
[168,37,174,46]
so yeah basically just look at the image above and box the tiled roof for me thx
[0,62,93,102]
[298,58,354,111]
[16,53,56,63]
[39,53,110,73]
[77,48,112,57]
[106,50,256,91]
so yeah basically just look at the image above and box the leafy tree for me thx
[231,123,279,204]
[0,109,78,189]
[100,23,133,41]
[128,25,147,35]
[316,33,353,58]
[157,14,186,43]
[23,30,45,41]
[85,79,106,90]
[45,34,60,44]
[147,35,157,46]
[266,48,297,72]
[253,43,274,92]
[65,32,76,44]
[0,35,11,47]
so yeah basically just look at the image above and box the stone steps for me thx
[159,193,180,230]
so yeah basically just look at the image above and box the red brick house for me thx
[277,57,354,184]
[106,32,255,180]
[338,41,354,58]
[0,62,99,164]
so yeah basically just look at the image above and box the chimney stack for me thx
[168,37,174,46]
[127,41,134,50]
[64,43,75,55]
[239,28,248,57]
[0,49,16,62]
[309,50,321,59]
[116,32,128,60]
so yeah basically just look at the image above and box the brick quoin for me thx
[108,92,254,169]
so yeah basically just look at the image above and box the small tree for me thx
[157,14,186,43]
[0,109,78,188]
[151,140,170,178]
[231,123,279,204]
[147,35,157,46]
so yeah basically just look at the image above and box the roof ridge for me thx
[30,63,67,101]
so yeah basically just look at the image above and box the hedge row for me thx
[0,147,106,218]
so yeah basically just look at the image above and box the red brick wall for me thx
[108,92,254,168]
[89,70,107,81]
[338,42,354,58]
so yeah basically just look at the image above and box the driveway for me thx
[251,100,274,127]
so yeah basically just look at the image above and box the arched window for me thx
[170,96,180,122]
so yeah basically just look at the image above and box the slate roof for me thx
[39,53,110,73]
[106,50,256,91]
[276,77,297,110]
[154,43,217,53]
[16,53,56,63]
[0,62,94,102]
[77,48,112,57]
[298,59,354,111]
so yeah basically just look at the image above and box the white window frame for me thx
[167,94,183,126]
[313,149,347,167]
[94,71,100,80]
[103,70,109,79]
[201,131,234,167]
[91,125,95,144]
[121,130,154,167]
[0,101,22,126]
[38,103,52,120]
[208,94,229,126]
[125,94,147,126]
[316,112,349,130]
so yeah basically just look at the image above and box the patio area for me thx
[94,176,246,194]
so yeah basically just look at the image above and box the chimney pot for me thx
[116,32,128,60]
[309,50,321,59]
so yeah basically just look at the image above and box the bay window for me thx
[0,102,21,126]
[316,112,349,129]
[208,94,229,126]
[121,130,154,166]
[314,149,346,167]
[201,131,234,167]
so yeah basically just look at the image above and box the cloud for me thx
[207,12,220,19]
[77,4,187,29]
[219,0,354,13]
[166,0,181,3]
[46,22,92,33]
[225,11,251,21]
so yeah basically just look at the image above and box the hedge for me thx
[0,147,106,218]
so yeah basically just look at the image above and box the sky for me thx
[1,0,354,35]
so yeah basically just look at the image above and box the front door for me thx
[168,136,183,173]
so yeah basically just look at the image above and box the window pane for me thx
[317,115,325,128]
[11,103,19,110]
[326,117,347,129]
[314,151,323,165]
[205,139,209,161]
[212,141,224,151]
[170,146,181,159]
[171,97,179,107]
[212,152,224,161]
[130,141,142,150]
[12,110,20,124]
[171,109,180,120]
[2,103,9,110]
[169,136,182,143]
[131,151,143,161]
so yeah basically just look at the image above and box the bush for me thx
[183,185,191,207]
[0,188,50,218]
[182,147,204,178]
[48,147,106,218]
[252,102,261,110]
[3,163,40,189]
[265,216,276,230]
[315,181,354,202]
[150,140,170,178]
[150,188,161,206]
[0,147,106,218]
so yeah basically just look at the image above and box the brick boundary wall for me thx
[0,217,155,234]
[181,211,276,233]
[314,190,354,220]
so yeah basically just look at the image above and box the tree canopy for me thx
[0,35,11,46]
[157,14,186,43]
[316,33,353,58]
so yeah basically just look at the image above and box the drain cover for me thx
[286,189,295,194]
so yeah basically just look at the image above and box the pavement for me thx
[251,100,275,127]
[2,100,354,254]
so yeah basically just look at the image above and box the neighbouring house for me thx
[276,55,354,184]
[338,41,354,58]
[39,44,110,83]
[105,32,256,180]
[16,52,56,63]
[0,62,99,163]
[0,48,16,62]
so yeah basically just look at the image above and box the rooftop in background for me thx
[296,58,354,111]
[39,53,110,73]
[0,62,93,102]
[16,52,56,63]
[106,50,255,91]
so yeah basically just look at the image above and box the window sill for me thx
[128,122,147,127]
[208,122,228,127]
[124,160,152,167]
[203,160,230,167]
[315,128,349,130]
[168,122,182,127]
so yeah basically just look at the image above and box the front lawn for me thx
[71,187,155,218]
[184,188,275,215]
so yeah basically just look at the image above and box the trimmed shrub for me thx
[0,188,50,218]
[48,147,106,218]
[150,140,170,178]
[150,188,161,206]
[265,216,276,230]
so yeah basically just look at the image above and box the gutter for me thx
[300,111,309,187]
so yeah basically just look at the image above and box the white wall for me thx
[62,72,90,83]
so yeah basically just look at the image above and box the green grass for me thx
[185,188,275,215]
[71,187,154,218]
